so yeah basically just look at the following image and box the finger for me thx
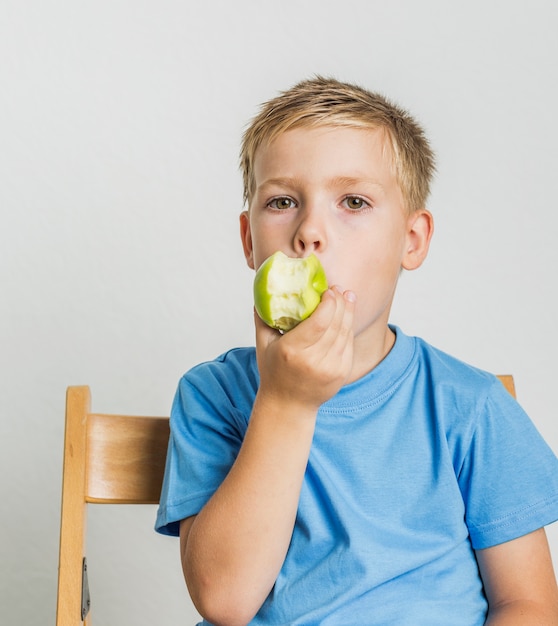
[339,290,356,338]
[317,285,352,333]
[318,287,355,355]
[332,290,356,359]
[286,287,348,362]
[288,287,340,347]
[311,289,355,384]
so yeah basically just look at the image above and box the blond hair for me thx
[240,76,435,213]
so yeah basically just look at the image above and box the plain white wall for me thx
[2,0,557,624]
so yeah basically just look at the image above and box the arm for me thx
[180,287,356,626]
[477,528,558,625]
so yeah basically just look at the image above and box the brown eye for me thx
[345,196,366,210]
[270,197,295,210]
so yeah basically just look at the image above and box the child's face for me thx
[240,125,432,341]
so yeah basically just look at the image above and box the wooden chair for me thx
[55,376,516,624]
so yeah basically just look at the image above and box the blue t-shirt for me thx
[156,327,558,625]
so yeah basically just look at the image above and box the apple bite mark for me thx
[254,251,328,331]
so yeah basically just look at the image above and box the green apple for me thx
[254,251,328,331]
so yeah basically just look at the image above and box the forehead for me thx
[253,125,396,186]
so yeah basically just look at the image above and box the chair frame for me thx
[55,376,515,624]
[55,386,169,625]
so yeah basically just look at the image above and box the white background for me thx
[1,1,557,624]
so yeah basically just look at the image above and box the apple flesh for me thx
[254,251,328,331]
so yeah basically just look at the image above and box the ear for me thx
[239,210,255,269]
[401,209,434,271]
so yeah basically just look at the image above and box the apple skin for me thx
[253,251,328,331]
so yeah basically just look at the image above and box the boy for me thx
[156,77,558,625]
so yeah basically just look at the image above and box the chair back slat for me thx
[86,413,170,504]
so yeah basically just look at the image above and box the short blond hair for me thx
[240,76,436,213]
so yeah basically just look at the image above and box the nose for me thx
[293,206,327,256]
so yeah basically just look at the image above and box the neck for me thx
[347,324,396,384]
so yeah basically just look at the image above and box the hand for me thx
[255,286,356,412]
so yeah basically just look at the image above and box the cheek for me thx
[250,217,296,266]
[250,232,281,270]
[337,247,401,299]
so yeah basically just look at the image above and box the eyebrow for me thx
[327,176,385,191]
[257,176,385,192]
[257,177,302,191]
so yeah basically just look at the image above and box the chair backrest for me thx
[55,376,516,624]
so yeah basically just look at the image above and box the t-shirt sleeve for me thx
[155,365,248,536]
[459,379,558,550]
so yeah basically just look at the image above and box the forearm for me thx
[182,392,317,626]
[182,288,355,625]
[485,600,558,625]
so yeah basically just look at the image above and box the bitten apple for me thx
[253,251,328,331]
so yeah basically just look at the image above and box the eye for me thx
[268,196,296,210]
[343,195,370,211]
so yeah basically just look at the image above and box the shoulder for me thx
[399,330,514,435]
[410,332,501,398]
[183,346,258,388]
[174,347,259,417]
